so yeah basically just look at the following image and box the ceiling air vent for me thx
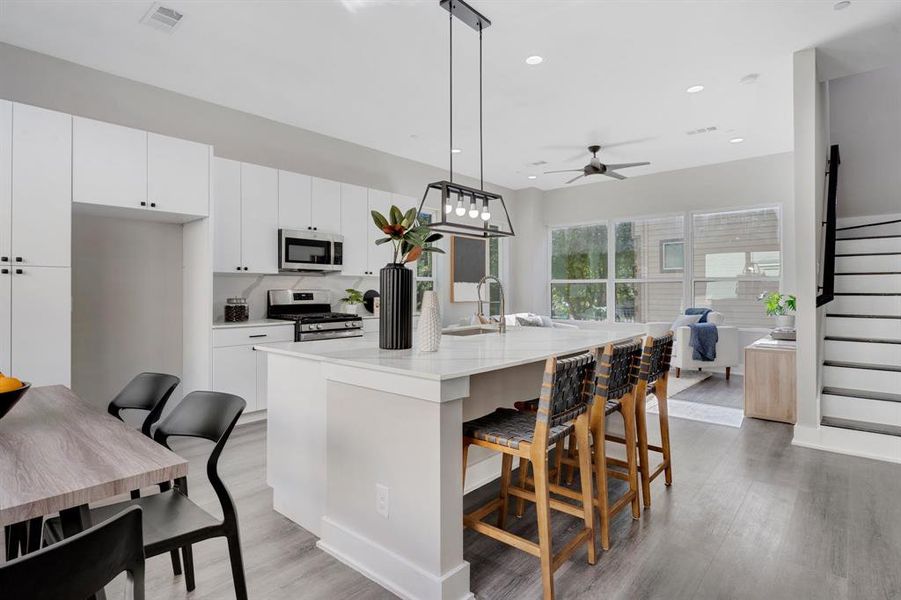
[686,126,718,136]
[140,3,184,33]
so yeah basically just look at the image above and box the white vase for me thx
[343,303,359,315]
[775,314,795,329]
[417,291,442,352]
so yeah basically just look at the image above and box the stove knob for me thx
[315,324,323,330]
[345,322,352,328]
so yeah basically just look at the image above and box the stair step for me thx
[824,338,901,366]
[836,237,901,254]
[836,254,901,272]
[822,386,901,403]
[823,360,901,373]
[825,316,901,340]
[830,294,901,315]
[821,393,901,427]
[836,234,901,240]
[825,336,901,344]
[835,252,901,256]
[834,273,901,294]
[821,416,901,438]
[826,313,901,319]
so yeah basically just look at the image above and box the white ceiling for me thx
[1,0,900,191]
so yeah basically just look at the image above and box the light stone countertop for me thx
[212,319,295,329]
[255,326,637,381]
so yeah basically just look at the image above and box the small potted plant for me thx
[340,288,364,315]
[371,206,444,349]
[758,292,797,329]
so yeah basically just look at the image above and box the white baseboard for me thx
[318,517,474,600]
[793,424,901,464]
[237,409,266,426]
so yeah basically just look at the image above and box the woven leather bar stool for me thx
[607,332,675,508]
[462,351,598,600]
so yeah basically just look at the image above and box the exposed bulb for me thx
[480,199,491,221]
[444,200,452,214]
[468,199,479,218]
[454,197,466,216]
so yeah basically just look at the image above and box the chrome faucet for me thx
[477,276,506,333]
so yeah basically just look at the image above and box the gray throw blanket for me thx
[689,322,719,361]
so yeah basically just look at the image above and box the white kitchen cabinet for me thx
[147,132,210,218]
[11,103,71,268]
[10,266,70,386]
[0,270,9,376]
[241,163,279,274]
[213,345,258,411]
[368,189,394,272]
[310,177,341,231]
[213,157,242,273]
[278,170,312,231]
[73,116,147,210]
[213,159,278,274]
[0,100,10,269]
[339,183,369,276]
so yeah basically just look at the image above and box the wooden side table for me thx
[743,336,797,424]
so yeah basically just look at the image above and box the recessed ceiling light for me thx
[686,85,705,94]
[527,175,537,180]
[834,1,851,10]
[525,55,543,66]
[739,73,760,85]
[729,137,745,144]
[451,148,462,154]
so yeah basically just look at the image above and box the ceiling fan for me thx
[545,145,650,184]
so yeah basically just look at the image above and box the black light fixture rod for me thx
[479,22,483,191]
[449,8,453,183]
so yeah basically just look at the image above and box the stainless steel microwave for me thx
[278,229,343,272]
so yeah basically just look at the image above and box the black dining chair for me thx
[1,506,144,600]
[44,391,249,600]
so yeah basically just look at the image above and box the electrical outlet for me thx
[376,484,390,519]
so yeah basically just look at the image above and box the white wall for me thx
[829,62,901,219]
[71,213,184,412]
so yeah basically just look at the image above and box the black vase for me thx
[379,263,413,350]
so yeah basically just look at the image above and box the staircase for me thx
[820,222,901,440]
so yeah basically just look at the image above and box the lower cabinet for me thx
[211,324,294,413]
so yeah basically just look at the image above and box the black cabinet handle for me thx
[15,257,22,262]
[150,202,157,208]
[0,269,8,274]
[236,266,241,271]
[313,227,318,231]
[15,269,23,275]
[243,267,248,271]
[140,201,146,207]
[248,334,267,338]
[0,257,7,262]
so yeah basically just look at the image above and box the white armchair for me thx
[647,312,740,380]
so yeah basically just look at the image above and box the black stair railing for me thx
[817,144,840,308]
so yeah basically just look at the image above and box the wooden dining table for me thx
[0,385,188,597]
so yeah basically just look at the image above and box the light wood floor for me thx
[30,415,901,599]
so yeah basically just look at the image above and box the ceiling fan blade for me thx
[544,169,583,174]
[603,171,627,180]
[566,174,585,184]
[604,162,650,170]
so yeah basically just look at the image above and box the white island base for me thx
[258,327,637,600]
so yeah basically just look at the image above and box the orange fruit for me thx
[0,376,23,393]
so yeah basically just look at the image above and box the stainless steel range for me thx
[267,289,363,342]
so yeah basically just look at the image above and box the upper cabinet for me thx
[0,101,11,265]
[213,158,278,274]
[278,171,312,230]
[73,116,146,210]
[339,183,368,276]
[72,117,210,220]
[10,103,71,268]
[310,177,341,231]
[147,133,210,218]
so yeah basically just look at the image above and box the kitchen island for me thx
[256,325,639,600]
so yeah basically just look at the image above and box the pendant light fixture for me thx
[417,0,515,239]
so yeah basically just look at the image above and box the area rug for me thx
[645,369,744,428]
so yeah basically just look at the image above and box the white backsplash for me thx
[213,273,379,322]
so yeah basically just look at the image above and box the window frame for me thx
[547,220,610,321]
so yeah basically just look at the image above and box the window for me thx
[486,232,502,317]
[549,224,608,320]
[613,217,684,323]
[415,211,435,311]
[691,208,780,328]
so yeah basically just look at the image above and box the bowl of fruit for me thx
[0,373,30,421]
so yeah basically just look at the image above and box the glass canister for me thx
[225,297,249,322]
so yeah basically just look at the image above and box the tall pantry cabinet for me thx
[0,101,72,385]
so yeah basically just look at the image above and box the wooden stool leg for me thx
[553,440,563,485]
[565,433,577,485]
[658,393,673,487]
[498,453,513,529]
[635,391,652,509]
[592,410,611,551]
[575,415,596,565]
[515,458,529,517]
[532,447,555,600]
[622,398,641,519]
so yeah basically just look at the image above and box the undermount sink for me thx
[443,327,500,337]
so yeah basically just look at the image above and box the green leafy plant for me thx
[371,206,445,264]
[340,288,363,305]
[757,292,796,316]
